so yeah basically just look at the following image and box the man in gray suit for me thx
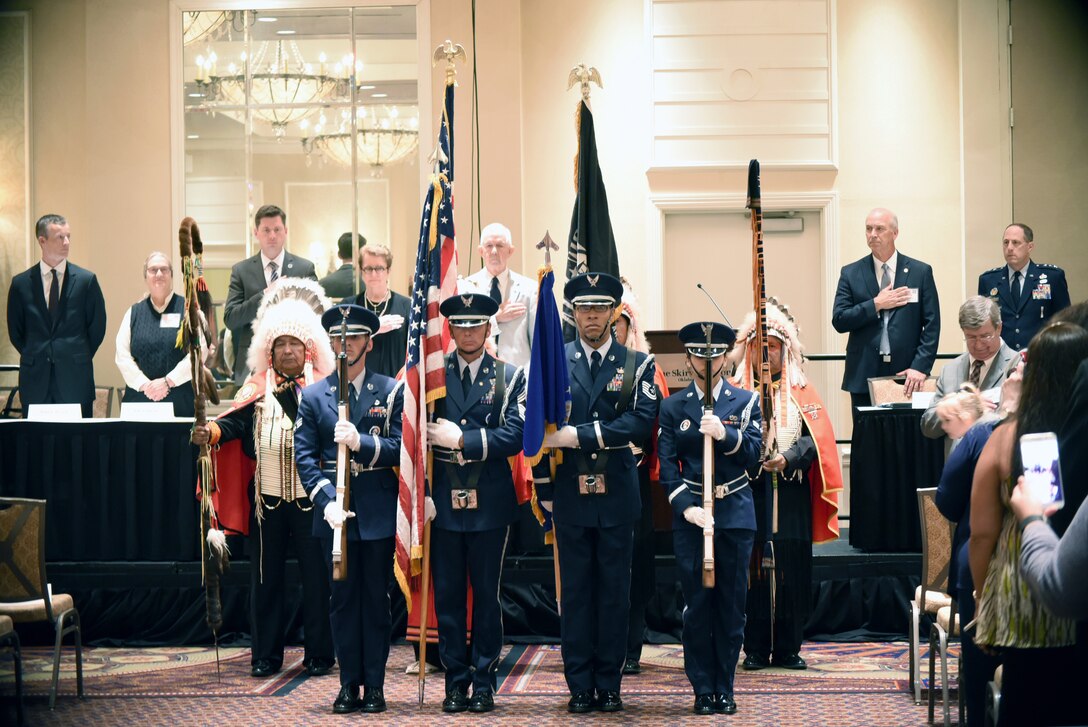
[224,205,317,383]
[921,295,1018,441]
[458,222,536,369]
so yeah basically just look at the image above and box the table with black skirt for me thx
[0,420,199,561]
[848,407,945,552]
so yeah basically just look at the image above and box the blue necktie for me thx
[462,366,473,397]
[591,351,601,379]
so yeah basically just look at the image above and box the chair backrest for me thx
[93,387,113,418]
[869,376,938,405]
[0,498,55,620]
[0,388,22,419]
[916,487,953,597]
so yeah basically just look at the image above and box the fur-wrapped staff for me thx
[746,160,779,635]
[179,216,226,679]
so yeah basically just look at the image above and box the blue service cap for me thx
[678,321,736,358]
[563,272,623,306]
[440,292,499,327]
[322,304,379,337]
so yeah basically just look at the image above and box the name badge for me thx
[907,288,919,303]
[160,313,181,328]
[1032,284,1051,300]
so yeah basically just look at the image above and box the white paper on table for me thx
[27,403,83,421]
[120,402,176,421]
[912,392,935,409]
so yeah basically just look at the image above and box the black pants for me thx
[432,526,509,695]
[744,538,811,659]
[850,392,872,427]
[324,536,395,688]
[249,498,333,668]
[555,522,634,695]
[997,644,1085,726]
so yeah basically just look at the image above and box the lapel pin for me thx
[903,267,909,274]
[575,351,582,360]
[608,354,615,362]
[367,383,375,391]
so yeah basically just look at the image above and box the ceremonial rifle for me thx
[747,160,779,635]
[331,307,351,581]
[179,216,225,679]
[701,323,716,588]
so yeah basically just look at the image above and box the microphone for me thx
[696,283,734,329]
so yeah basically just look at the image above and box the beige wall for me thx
[3,0,1085,400]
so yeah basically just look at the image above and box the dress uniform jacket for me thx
[832,253,941,395]
[657,379,762,698]
[294,369,403,690]
[978,261,1070,352]
[430,352,526,696]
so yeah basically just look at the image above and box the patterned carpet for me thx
[0,641,958,725]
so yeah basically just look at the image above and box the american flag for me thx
[394,81,458,609]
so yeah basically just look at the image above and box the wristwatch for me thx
[1018,514,1046,532]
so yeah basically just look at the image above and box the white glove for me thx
[699,413,726,441]
[424,496,437,523]
[540,500,553,513]
[323,501,355,529]
[543,425,579,449]
[334,420,362,452]
[378,314,405,335]
[683,506,713,529]
[427,418,463,449]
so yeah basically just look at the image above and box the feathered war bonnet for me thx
[727,297,807,391]
[616,276,650,354]
[246,278,336,384]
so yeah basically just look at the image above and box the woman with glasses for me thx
[115,251,198,417]
[344,242,410,379]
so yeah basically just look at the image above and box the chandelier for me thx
[196,40,349,137]
[182,10,253,46]
[301,106,419,173]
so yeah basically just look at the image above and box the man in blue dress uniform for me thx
[427,292,527,714]
[534,272,659,714]
[294,304,404,715]
[657,322,762,715]
[977,222,1070,351]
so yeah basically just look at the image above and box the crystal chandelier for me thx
[182,10,253,46]
[301,107,419,173]
[196,40,348,137]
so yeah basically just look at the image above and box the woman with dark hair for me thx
[969,321,1088,726]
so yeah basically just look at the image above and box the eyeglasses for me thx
[146,266,171,276]
[575,303,613,314]
[361,266,388,274]
[963,333,997,345]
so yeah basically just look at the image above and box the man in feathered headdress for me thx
[192,278,337,679]
[727,298,842,671]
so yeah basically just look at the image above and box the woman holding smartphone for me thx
[969,321,1088,726]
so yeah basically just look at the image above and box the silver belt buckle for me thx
[881,354,892,363]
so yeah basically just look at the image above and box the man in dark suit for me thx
[832,208,941,417]
[6,214,107,417]
[534,272,659,714]
[319,232,365,301]
[294,304,403,715]
[428,293,526,714]
[224,204,317,383]
[977,223,1070,352]
[921,296,1018,442]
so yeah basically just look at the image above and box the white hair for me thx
[479,222,512,247]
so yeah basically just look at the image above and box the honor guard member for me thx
[657,322,762,716]
[294,305,404,715]
[534,272,659,714]
[428,293,527,714]
[191,291,336,680]
[978,222,1070,352]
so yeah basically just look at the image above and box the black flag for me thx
[563,99,620,341]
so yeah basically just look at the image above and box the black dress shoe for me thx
[693,694,716,715]
[597,690,623,712]
[773,653,807,670]
[568,691,595,714]
[622,658,642,675]
[250,659,279,678]
[442,686,469,713]
[360,686,386,713]
[742,653,769,670]
[715,694,737,714]
[468,691,494,713]
[305,657,335,677]
[333,684,361,714]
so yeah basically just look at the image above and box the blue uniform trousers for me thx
[674,526,755,696]
[555,522,634,694]
[431,525,510,694]
[322,535,394,689]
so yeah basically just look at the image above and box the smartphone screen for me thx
[1020,432,1065,510]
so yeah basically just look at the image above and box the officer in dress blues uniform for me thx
[977,222,1070,351]
[427,293,527,714]
[657,322,762,716]
[534,272,659,714]
[294,304,404,715]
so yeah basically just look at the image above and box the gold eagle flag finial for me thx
[432,40,467,85]
[567,63,603,104]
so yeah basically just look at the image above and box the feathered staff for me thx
[746,160,779,622]
[178,216,226,678]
